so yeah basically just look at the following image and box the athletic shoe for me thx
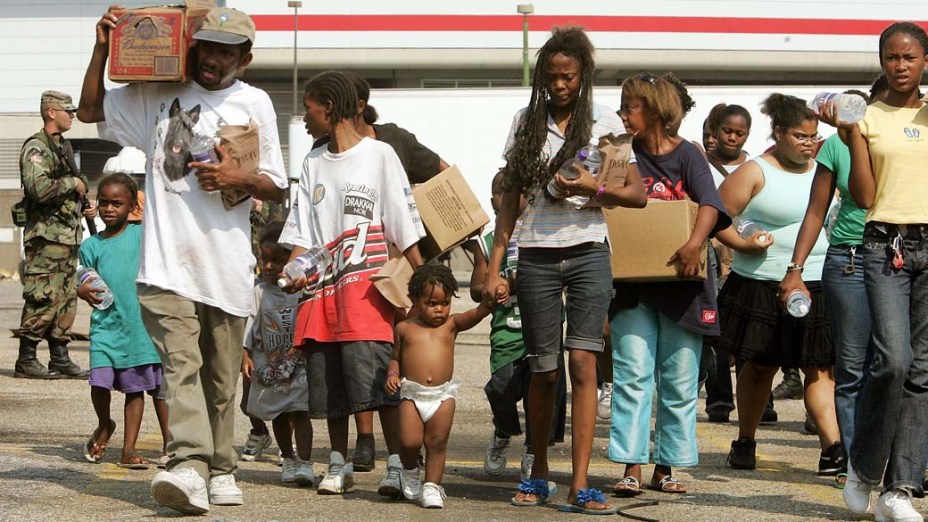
[484,434,509,476]
[844,462,873,514]
[294,460,315,488]
[150,468,209,515]
[207,474,243,505]
[421,482,447,509]
[281,457,299,483]
[241,430,271,462]
[818,442,846,476]
[759,407,778,426]
[597,382,613,420]
[876,489,923,522]
[378,454,403,498]
[520,453,534,481]
[318,451,355,494]
[727,437,757,470]
[401,466,422,500]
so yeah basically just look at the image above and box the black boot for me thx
[47,340,88,379]
[14,338,62,380]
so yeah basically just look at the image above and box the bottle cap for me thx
[277,278,288,289]
[799,304,809,315]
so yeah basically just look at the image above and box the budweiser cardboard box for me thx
[108,1,215,83]
[371,246,414,309]
[413,165,490,260]
[604,199,708,281]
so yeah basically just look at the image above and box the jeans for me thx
[516,242,612,373]
[851,223,928,495]
[821,244,873,458]
[609,302,702,467]
[484,356,568,446]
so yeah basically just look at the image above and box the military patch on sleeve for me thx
[29,154,43,165]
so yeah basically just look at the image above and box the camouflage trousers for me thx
[18,238,78,344]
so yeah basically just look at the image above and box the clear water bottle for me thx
[807,92,867,124]
[277,245,333,288]
[735,218,768,243]
[77,265,114,310]
[189,134,219,164]
[547,158,582,200]
[786,290,812,318]
[566,147,602,207]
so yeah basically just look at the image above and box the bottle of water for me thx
[735,218,768,243]
[807,92,867,124]
[277,246,333,288]
[566,147,603,207]
[189,134,219,164]
[547,158,582,200]
[786,290,812,318]
[77,265,114,310]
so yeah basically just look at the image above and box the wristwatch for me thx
[786,262,804,273]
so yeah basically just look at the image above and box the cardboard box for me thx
[108,1,215,83]
[371,246,414,309]
[413,165,490,260]
[604,199,707,282]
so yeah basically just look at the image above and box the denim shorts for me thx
[515,241,612,373]
[305,340,399,419]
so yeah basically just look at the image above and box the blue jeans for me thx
[851,223,928,494]
[821,244,873,459]
[609,302,702,467]
[516,242,612,373]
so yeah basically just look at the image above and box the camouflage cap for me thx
[40,91,76,111]
[193,7,255,45]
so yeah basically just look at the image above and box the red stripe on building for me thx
[252,14,925,36]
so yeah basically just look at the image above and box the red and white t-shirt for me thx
[280,137,425,344]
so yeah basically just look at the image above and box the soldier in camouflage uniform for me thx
[15,91,91,379]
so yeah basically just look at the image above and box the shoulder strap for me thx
[707,155,730,180]
[18,132,47,189]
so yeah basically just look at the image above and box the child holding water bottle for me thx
[77,173,170,468]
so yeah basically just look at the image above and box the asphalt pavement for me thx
[0,278,907,521]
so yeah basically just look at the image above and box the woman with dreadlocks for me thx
[280,70,425,497]
[484,27,646,515]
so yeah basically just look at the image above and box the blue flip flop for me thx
[558,488,617,515]
[511,478,551,507]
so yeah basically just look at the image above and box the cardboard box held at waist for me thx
[604,199,707,282]
[108,0,216,83]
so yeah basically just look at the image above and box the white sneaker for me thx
[876,490,924,522]
[484,434,510,476]
[208,474,243,506]
[401,467,422,500]
[294,459,315,488]
[378,454,403,498]
[598,382,613,420]
[151,468,209,515]
[281,457,299,483]
[240,430,271,462]
[420,482,446,509]
[519,453,558,496]
[844,462,873,514]
[318,451,355,494]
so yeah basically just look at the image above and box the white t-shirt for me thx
[279,137,425,343]
[99,80,287,317]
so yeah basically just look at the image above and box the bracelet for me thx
[387,370,400,377]
[786,263,804,273]
[592,184,606,200]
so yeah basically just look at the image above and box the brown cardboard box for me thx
[604,199,707,281]
[413,165,490,260]
[217,121,258,210]
[371,246,414,309]
[108,1,215,83]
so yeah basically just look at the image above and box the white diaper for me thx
[400,379,460,423]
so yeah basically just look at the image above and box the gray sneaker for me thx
[294,460,315,488]
[241,431,271,462]
[281,457,299,483]
[150,468,209,515]
[400,466,422,500]
[484,434,509,476]
[378,454,403,498]
[318,451,355,494]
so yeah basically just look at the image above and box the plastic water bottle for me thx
[547,158,582,199]
[735,218,768,243]
[277,246,333,288]
[77,265,114,310]
[189,134,219,164]
[566,147,602,207]
[786,290,812,318]
[807,92,867,124]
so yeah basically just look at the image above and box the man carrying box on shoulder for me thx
[78,6,287,516]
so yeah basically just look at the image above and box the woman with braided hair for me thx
[280,70,425,497]
[484,27,645,514]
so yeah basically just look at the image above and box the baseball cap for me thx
[192,7,255,45]
[40,90,76,111]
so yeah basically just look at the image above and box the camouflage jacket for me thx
[20,130,88,245]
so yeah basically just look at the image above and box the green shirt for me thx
[480,232,525,373]
[20,130,87,245]
[816,134,866,246]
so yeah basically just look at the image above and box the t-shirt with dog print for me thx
[98,80,287,317]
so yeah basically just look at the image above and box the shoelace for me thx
[386,466,401,480]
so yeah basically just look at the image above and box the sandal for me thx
[83,419,116,463]
[613,476,643,497]
[558,488,617,515]
[116,455,151,470]
[511,478,550,507]
[650,475,687,494]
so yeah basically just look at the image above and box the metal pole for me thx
[289,1,302,116]
[517,4,534,86]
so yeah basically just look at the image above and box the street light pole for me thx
[517,4,534,86]
[288,1,302,116]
